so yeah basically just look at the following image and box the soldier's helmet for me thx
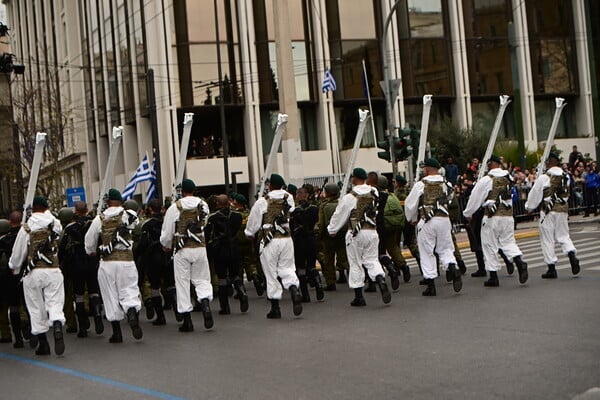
[123,199,140,212]
[57,207,75,224]
[324,182,340,197]
[0,219,9,235]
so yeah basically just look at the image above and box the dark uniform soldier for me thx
[291,187,324,302]
[317,183,349,291]
[9,197,66,355]
[137,199,171,325]
[58,202,104,338]
[394,175,420,279]
[205,194,248,315]
[231,193,265,296]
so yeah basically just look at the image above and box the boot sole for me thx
[94,316,104,335]
[240,295,249,312]
[292,296,303,316]
[203,311,214,329]
[380,285,392,304]
[54,330,65,355]
[453,276,463,293]
[518,266,529,284]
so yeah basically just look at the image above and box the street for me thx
[1,221,599,400]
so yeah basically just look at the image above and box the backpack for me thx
[383,193,405,230]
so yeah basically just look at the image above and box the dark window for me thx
[79,1,96,142]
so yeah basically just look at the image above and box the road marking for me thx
[0,352,187,400]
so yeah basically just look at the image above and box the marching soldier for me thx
[160,179,213,332]
[525,153,580,279]
[205,194,248,315]
[317,183,349,291]
[58,202,104,338]
[327,168,391,306]
[9,196,66,355]
[84,189,143,343]
[394,175,418,282]
[405,159,462,296]
[463,156,528,287]
[231,193,265,296]
[291,187,324,302]
[244,174,303,319]
[137,199,170,325]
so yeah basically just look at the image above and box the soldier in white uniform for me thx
[327,168,391,306]
[245,174,303,319]
[463,156,529,287]
[160,179,213,331]
[9,196,65,355]
[405,159,462,296]
[525,153,580,279]
[85,189,143,343]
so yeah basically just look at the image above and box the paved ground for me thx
[1,218,599,400]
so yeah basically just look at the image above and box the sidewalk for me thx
[401,214,600,258]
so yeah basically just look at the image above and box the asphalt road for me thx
[1,222,599,400]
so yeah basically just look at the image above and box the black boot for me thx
[484,271,500,287]
[289,285,303,316]
[499,249,514,275]
[336,270,347,284]
[542,264,557,279]
[310,269,325,301]
[472,251,487,277]
[27,320,37,349]
[218,285,231,315]
[457,259,467,275]
[380,255,400,290]
[350,288,366,307]
[179,312,194,332]
[151,296,166,326]
[568,251,580,275]
[267,299,281,319]
[399,263,411,283]
[166,288,183,322]
[364,277,377,292]
[422,279,436,296]
[514,256,529,284]
[252,274,266,297]
[375,275,392,304]
[90,296,104,335]
[35,333,51,355]
[126,308,143,340]
[200,298,214,329]
[233,280,249,313]
[52,321,65,355]
[75,302,89,338]
[9,312,24,349]
[448,263,462,293]
[299,275,311,303]
[419,278,428,285]
[144,298,155,321]
[109,321,123,343]
[324,283,337,291]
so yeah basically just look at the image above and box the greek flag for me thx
[322,68,337,93]
[122,153,152,200]
[145,157,157,200]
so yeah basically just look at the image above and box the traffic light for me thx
[409,128,420,158]
[377,138,392,162]
[377,135,413,162]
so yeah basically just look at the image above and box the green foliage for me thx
[427,119,487,171]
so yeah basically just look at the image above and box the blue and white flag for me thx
[122,153,152,200]
[322,68,337,93]
[145,156,157,201]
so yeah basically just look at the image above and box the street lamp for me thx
[381,0,404,178]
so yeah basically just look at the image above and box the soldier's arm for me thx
[8,228,27,273]
[84,217,102,255]
[463,177,490,219]
[244,199,265,238]
[404,182,424,223]
[327,195,352,236]
[525,175,547,212]
[160,205,177,249]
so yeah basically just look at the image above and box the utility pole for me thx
[272,0,303,187]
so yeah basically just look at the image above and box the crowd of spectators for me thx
[444,145,599,229]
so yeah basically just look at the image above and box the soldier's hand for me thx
[246,235,254,240]
[162,246,172,252]
[464,216,472,223]
[89,252,96,257]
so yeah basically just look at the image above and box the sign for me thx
[66,187,86,207]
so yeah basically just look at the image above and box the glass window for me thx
[534,99,576,139]
[103,0,120,126]
[471,101,515,140]
[79,2,96,142]
[91,1,108,136]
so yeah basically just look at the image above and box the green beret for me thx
[269,174,285,189]
[33,196,49,208]
[488,155,502,164]
[424,158,440,169]
[287,184,298,195]
[233,193,247,204]
[548,152,560,161]
[351,167,368,180]
[181,179,196,193]
[395,174,407,185]
[108,189,122,202]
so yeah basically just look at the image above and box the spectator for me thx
[584,163,599,217]
[200,136,215,158]
[469,158,480,175]
[188,139,200,158]
[568,145,584,168]
[444,157,459,186]
[572,162,585,212]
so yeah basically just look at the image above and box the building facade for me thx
[3,0,599,206]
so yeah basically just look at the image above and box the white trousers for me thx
[416,217,456,279]
[345,229,385,289]
[259,238,299,300]
[97,260,141,321]
[539,211,576,264]
[23,268,66,335]
[481,216,522,272]
[173,247,212,313]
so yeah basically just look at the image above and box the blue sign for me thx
[66,187,86,207]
